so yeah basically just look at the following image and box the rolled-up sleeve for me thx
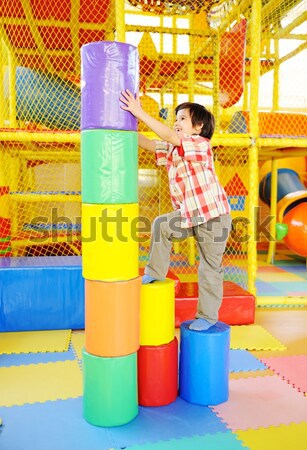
[155,140,169,166]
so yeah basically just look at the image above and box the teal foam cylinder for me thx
[81,129,138,204]
[82,349,138,427]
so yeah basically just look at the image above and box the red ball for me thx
[283,202,307,257]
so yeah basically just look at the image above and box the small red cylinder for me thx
[138,337,178,407]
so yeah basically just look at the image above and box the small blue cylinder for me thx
[179,321,230,406]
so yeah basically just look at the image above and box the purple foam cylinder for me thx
[81,41,139,131]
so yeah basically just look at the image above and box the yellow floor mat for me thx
[71,331,85,360]
[0,330,71,355]
[236,422,307,450]
[0,360,82,406]
[230,325,287,351]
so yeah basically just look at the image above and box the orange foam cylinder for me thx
[138,337,178,406]
[85,277,141,357]
[140,279,175,346]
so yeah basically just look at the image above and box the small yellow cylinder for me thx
[140,279,175,346]
[82,203,139,281]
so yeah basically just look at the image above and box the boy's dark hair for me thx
[175,102,215,139]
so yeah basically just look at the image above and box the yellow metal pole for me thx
[115,0,126,43]
[267,158,278,263]
[247,0,261,296]
[188,14,195,102]
[272,39,279,111]
[0,40,5,127]
[212,32,220,133]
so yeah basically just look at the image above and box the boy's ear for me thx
[196,123,203,132]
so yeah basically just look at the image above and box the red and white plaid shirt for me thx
[155,134,230,228]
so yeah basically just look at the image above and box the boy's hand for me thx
[120,89,142,118]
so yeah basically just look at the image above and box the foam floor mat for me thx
[0,346,76,367]
[229,349,267,372]
[236,422,307,450]
[0,397,229,450]
[0,329,71,355]
[230,325,287,351]
[123,431,247,450]
[212,375,307,431]
[260,355,307,394]
[0,360,82,406]
[70,331,85,359]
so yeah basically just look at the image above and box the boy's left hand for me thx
[120,89,142,118]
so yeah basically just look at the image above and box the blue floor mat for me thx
[0,397,229,450]
[123,431,247,450]
[0,346,76,367]
[229,349,267,372]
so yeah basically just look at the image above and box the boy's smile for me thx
[174,108,202,136]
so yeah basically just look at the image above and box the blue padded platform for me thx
[0,256,84,332]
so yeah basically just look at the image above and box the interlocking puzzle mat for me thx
[0,329,71,354]
[256,248,307,304]
[0,346,76,367]
[0,397,229,450]
[230,325,287,350]
[70,331,85,359]
[260,355,307,394]
[0,360,82,406]
[122,431,247,450]
[229,349,267,372]
[236,422,307,450]
[251,307,307,358]
[212,375,307,431]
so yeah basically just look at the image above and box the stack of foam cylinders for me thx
[80,41,141,427]
[138,280,178,406]
[179,321,230,406]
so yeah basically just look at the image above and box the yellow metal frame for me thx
[0,0,305,296]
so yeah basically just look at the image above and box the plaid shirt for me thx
[155,134,230,228]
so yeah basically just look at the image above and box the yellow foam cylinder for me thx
[140,279,175,346]
[85,277,141,357]
[82,203,139,281]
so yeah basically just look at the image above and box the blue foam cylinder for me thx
[179,321,230,406]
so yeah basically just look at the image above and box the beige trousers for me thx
[144,210,232,324]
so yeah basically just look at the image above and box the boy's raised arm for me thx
[120,89,180,147]
[138,133,156,152]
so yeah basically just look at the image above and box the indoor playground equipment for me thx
[0,0,306,331]
[80,41,140,427]
[259,156,307,258]
[138,279,178,407]
[179,321,230,406]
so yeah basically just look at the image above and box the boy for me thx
[120,90,232,331]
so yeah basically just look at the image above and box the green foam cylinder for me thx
[82,348,138,427]
[81,129,138,204]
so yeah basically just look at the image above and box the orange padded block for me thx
[175,281,255,327]
[85,277,141,357]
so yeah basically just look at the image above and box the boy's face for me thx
[174,108,202,136]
